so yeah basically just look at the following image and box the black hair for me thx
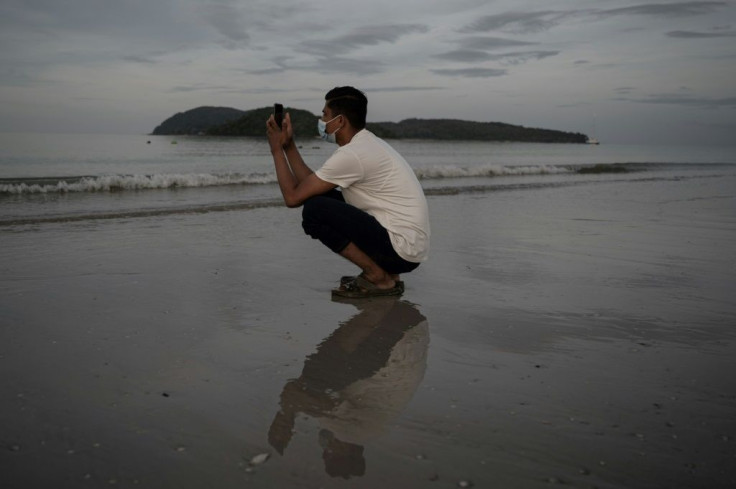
[325,86,367,130]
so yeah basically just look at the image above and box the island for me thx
[151,106,589,143]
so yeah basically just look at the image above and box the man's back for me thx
[316,130,430,263]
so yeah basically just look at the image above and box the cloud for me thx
[240,51,388,75]
[244,67,286,75]
[460,10,574,34]
[318,56,387,74]
[197,2,250,48]
[667,29,736,38]
[297,24,429,56]
[556,102,591,108]
[430,68,507,78]
[490,50,559,65]
[431,36,551,74]
[364,86,445,93]
[433,49,559,65]
[237,55,291,75]
[292,56,387,75]
[168,84,233,93]
[597,2,727,18]
[256,24,430,75]
[616,93,736,109]
[458,3,729,35]
[614,86,636,94]
[0,66,37,87]
[456,36,538,50]
[167,84,302,95]
[122,55,158,64]
[433,50,495,63]
[1,0,207,47]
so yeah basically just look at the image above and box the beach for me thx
[1,137,736,488]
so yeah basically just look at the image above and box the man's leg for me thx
[302,194,409,289]
[338,242,397,290]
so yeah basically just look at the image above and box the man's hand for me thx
[267,111,335,207]
[266,112,294,153]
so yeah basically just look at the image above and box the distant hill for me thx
[206,107,320,138]
[151,106,588,143]
[367,118,587,143]
[151,107,246,135]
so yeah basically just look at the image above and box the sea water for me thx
[1,132,735,226]
[2,132,736,489]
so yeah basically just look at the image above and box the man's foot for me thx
[332,276,404,298]
[340,273,402,288]
[340,273,404,287]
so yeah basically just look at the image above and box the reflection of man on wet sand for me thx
[269,298,429,478]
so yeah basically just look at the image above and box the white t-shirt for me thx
[315,130,430,263]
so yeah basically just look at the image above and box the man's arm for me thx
[267,114,336,208]
[283,141,313,183]
[278,113,314,184]
[270,147,336,207]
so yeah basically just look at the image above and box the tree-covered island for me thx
[151,106,589,143]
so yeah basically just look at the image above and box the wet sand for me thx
[1,175,735,488]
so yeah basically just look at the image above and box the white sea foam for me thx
[1,165,577,195]
[0,172,277,194]
[414,164,573,179]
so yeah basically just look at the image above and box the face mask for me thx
[317,115,341,144]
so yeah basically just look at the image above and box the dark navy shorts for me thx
[301,190,420,275]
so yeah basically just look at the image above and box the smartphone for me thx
[274,103,283,129]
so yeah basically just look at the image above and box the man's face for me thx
[321,104,334,122]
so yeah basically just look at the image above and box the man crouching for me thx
[266,86,429,298]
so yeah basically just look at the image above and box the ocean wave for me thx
[1,172,727,227]
[0,172,277,195]
[0,199,285,226]
[414,164,574,179]
[0,163,653,195]
[1,166,568,195]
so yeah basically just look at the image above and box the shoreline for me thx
[1,174,735,488]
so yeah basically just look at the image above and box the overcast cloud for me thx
[1,0,734,144]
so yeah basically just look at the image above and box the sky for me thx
[1,0,735,144]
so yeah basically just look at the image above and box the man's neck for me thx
[336,127,361,146]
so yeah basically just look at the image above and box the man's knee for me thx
[302,195,320,216]
[303,195,338,239]
[301,196,322,236]
[300,196,351,253]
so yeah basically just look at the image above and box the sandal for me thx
[332,276,404,299]
[340,273,404,289]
